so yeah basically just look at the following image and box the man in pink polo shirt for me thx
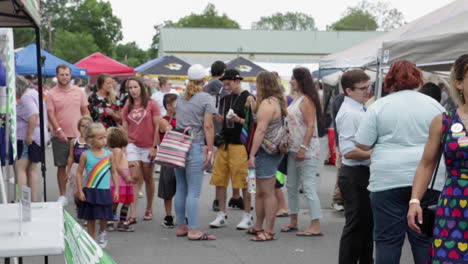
[47,64,89,205]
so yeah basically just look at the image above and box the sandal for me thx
[143,210,153,221]
[176,225,188,237]
[188,231,216,241]
[246,227,264,235]
[127,217,137,225]
[251,231,275,242]
[280,225,298,232]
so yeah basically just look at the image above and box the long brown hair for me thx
[255,71,287,116]
[293,67,322,119]
[126,77,149,112]
[96,73,116,104]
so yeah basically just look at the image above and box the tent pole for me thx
[376,49,383,99]
[34,27,47,203]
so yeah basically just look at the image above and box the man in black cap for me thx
[209,69,256,230]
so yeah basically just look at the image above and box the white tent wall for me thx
[319,0,468,70]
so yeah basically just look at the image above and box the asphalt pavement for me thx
[4,147,415,264]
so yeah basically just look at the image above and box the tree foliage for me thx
[52,30,99,63]
[149,3,240,58]
[329,9,378,31]
[252,12,316,30]
[329,0,404,31]
[115,42,148,67]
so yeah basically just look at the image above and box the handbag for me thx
[420,112,451,237]
[154,127,193,169]
[261,117,289,155]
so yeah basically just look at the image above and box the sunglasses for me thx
[353,85,370,91]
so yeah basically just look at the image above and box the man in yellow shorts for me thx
[209,69,255,230]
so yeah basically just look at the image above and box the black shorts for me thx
[17,140,42,163]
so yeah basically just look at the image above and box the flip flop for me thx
[276,212,289,217]
[246,228,264,235]
[188,232,216,241]
[143,211,153,221]
[296,232,323,237]
[280,226,299,232]
[127,217,137,225]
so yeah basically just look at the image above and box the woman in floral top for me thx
[88,74,121,128]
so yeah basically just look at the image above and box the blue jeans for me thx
[370,187,439,264]
[286,154,322,219]
[174,143,205,230]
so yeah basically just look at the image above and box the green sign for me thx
[63,212,116,264]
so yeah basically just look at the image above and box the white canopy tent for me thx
[381,1,468,71]
[319,0,467,70]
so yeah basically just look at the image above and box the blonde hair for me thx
[76,116,93,131]
[184,80,204,100]
[84,123,106,145]
[255,71,287,116]
[449,54,468,105]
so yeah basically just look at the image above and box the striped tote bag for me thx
[154,127,193,168]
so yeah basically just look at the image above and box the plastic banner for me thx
[0,28,16,160]
[63,211,116,264]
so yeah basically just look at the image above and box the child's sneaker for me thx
[117,221,135,232]
[97,231,108,248]
[162,215,175,228]
[107,221,115,232]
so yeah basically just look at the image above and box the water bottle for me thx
[247,169,256,194]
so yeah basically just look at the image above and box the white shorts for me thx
[127,143,152,163]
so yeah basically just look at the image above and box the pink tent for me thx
[76,52,135,76]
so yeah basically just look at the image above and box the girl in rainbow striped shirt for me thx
[76,122,119,248]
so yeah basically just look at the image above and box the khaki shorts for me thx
[51,137,73,167]
[210,144,248,189]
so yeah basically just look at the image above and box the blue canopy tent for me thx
[15,44,88,77]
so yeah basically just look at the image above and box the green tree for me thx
[329,9,378,31]
[149,3,240,57]
[66,0,123,56]
[115,42,148,67]
[52,29,99,63]
[252,12,316,30]
[329,0,404,31]
[13,28,35,49]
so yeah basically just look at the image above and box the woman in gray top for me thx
[174,64,217,240]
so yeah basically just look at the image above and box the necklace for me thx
[229,93,241,111]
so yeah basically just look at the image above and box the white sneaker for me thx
[97,231,108,248]
[236,213,253,230]
[332,203,345,212]
[209,212,228,228]
[57,196,68,206]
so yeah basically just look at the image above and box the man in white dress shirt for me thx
[335,70,373,264]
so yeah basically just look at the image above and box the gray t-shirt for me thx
[176,92,217,143]
[204,78,228,134]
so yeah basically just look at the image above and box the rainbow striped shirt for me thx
[83,149,111,189]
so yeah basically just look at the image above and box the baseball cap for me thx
[220,69,243,81]
[188,64,207,80]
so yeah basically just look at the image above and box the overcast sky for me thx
[109,0,454,50]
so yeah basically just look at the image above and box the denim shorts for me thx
[255,149,284,179]
[17,140,42,163]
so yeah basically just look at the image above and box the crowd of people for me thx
[11,54,468,263]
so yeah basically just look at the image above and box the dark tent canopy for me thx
[135,55,191,80]
[226,57,267,82]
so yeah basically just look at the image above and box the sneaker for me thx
[209,212,227,228]
[138,191,143,198]
[57,196,68,206]
[107,221,115,232]
[212,199,220,212]
[236,213,253,230]
[332,203,345,212]
[162,215,175,228]
[97,231,108,248]
[117,221,135,232]
[229,197,244,210]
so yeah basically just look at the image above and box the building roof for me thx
[160,28,384,55]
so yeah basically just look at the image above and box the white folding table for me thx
[0,202,64,262]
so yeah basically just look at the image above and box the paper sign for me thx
[21,186,31,222]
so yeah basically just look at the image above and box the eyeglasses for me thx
[80,125,89,128]
[353,85,370,91]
